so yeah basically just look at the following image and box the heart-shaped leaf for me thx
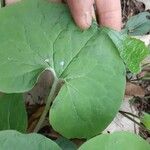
[0,0,149,139]
[0,130,61,150]
[0,94,27,132]
[78,132,150,150]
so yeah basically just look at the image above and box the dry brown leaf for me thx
[125,82,145,97]
[27,106,45,132]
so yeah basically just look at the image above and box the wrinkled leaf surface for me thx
[79,132,150,150]
[0,94,27,132]
[0,130,61,150]
[0,0,149,138]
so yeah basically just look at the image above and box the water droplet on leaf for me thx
[45,59,50,63]
[60,61,65,67]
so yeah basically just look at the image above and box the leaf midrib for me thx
[59,30,100,79]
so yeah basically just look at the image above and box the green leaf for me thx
[0,0,148,139]
[106,29,149,73]
[0,94,27,132]
[0,0,126,138]
[140,113,150,130]
[78,132,150,150]
[125,12,150,36]
[0,130,61,150]
[56,137,77,150]
[49,24,127,138]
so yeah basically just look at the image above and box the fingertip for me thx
[67,0,93,30]
[73,11,92,29]
[5,0,20,5]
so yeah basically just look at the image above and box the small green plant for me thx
[0,0,149,149]
[141,113,150,131]
[124,12,150,36]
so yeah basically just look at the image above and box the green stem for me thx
[33,76,59,132]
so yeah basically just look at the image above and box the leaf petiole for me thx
[33,70,64,132]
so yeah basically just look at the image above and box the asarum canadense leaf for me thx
[0,130,61,150]
[78,132,150,150]
[0,0,149,139]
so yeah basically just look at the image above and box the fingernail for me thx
[84,11,92,27]
[92,6,96,21]
[78,11,92,29]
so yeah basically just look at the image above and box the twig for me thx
[119,111,150,134]
[119,110,139,118]
[123,0,126,17]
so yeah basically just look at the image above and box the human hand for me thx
[67,0,122,31]
[5,0,122,31]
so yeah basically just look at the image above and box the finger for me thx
[5,0,20,5]
[6,0,62,5]
[67,0,94,29]
[95,0,122,31]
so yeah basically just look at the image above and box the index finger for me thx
[67,0,94,29]
[5,0,19,5]
[5,0,62,5]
